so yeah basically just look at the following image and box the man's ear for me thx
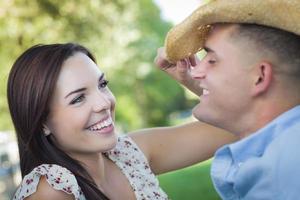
[251,62,273,96]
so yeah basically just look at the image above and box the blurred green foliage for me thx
[159,160,221,200]
[0,0,195,131]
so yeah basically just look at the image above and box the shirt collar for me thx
[227,105,300,164]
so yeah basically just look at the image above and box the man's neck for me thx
[238,100,300,139]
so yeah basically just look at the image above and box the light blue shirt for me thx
[211,105,300,200]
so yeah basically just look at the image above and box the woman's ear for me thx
[251,61,273,96]
[43,126,51,136]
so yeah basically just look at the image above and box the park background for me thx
[0,0,220,199]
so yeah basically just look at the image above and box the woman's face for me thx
[45,52,117,158]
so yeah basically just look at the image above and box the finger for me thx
[154,48,174,69]
[177,59,189,73]
[188,55,197,66]
[153,49,161,66]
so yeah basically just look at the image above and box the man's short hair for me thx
[232,24,300,78]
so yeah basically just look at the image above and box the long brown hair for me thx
[7,43,109,200]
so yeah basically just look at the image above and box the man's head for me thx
[165,0,300,62]
[165,0,300,137]
[191,23,300,137]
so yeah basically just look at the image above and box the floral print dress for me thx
[13,135,169,200]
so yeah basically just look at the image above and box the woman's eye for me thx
[98,80,109,89]
[70,94,85,105]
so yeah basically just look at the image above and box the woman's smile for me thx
[86,116,114,134]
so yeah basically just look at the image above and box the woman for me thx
[8,43,235,200]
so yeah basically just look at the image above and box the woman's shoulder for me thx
[105,134,150,167]
[105,135,169,199]
[106,135,142,157]
[13,164,85,200]
[24,176,74,200]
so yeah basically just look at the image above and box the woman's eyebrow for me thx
[64,73,105,99]
[65,88,86,99]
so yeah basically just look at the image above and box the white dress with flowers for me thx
[13,135,168,200]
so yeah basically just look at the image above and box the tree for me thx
[0,0,191,131]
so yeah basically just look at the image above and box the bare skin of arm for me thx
[25,176,75,200]
[130,121,237,174]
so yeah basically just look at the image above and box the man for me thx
[155,0,300,199]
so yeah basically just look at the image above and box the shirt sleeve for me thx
[13,164,85,200]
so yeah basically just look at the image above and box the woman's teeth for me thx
[88,117,113,131]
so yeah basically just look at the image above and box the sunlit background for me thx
[0,0,219,199]
[155,0,203,23]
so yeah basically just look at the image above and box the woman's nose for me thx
[93,92,111,112]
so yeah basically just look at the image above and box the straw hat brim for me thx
[165,0,300,62]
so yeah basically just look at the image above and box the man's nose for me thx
[191,61,207,80]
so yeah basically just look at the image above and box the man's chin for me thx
[192,105,215,125]
[192,104,204,121]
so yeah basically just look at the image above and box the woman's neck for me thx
[71,152,108,190]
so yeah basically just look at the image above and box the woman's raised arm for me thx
[129,121,237,174]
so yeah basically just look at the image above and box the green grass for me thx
[158,160,221,200]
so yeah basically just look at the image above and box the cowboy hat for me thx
[165,0,300,62]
